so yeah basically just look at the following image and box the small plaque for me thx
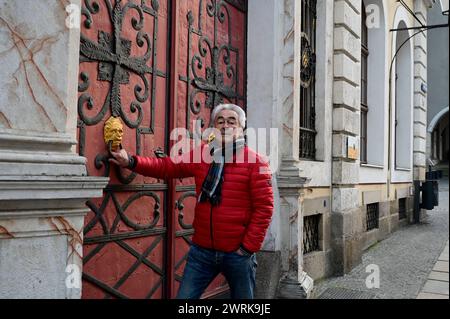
[347,136,359,160]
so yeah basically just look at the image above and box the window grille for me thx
[366,203,379,231]
[399,198,407,220]
[361,2,369,164]
[303,214,321,254]
[300,0,317,160]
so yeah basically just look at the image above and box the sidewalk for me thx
[416,240,449,299]
[313,178,449,299]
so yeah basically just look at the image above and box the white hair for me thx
[211,104,246,128]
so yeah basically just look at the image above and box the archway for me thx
[429,108,449,162]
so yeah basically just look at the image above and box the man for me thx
[109,104,274,299]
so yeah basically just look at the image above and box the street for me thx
[314,179,449,299]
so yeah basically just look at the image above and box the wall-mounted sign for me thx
[347,136,359,160]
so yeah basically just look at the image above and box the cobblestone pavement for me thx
[313,178,449,299]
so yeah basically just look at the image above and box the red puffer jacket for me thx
[132,144,274,253]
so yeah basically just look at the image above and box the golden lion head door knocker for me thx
[104,116,124,154]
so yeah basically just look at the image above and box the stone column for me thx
[0,0,108,298]
[247,0,284,298]
[331,0,364,275]
[275,0,313,299]
[413,0,432,181]
[413,0,433,222]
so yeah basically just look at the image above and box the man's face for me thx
[213,109,243,144]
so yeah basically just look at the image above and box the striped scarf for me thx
[198,137,246,206]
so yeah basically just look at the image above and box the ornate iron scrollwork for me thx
[175,191,196,230]
[299,0,317,160]
[180,0,244,137]
[79,0,156,127]
[113,191,161,231]
[78,0,166,183]
[300,32,316,89]
[174,190,196,283]
[224,0,247,11]
[79,0,167,299]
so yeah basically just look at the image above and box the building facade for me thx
[0,0,437,299]
[426,1,448,173]
[249,0,435,297]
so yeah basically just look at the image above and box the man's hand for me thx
[235,247,250,256]
[235,248,245,256]
[109,148,130,168]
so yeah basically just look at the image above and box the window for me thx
[399,198,407,220]
[360,3,369,164]
[393,20,413,170]
[300,0,317,160]
[303,214,321,254]
[366,203,379,231]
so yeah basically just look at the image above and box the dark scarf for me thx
[198,137,246,206]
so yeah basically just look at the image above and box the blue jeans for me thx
[176,244,258,299]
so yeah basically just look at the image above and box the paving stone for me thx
[428,271,449,282]
[417,292,449,299]
[318,287,376,299]
[422,280,449,295]
[433,261,449,273]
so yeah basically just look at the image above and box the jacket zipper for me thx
[210,204,214,250]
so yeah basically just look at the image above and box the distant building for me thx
[251,0,436,298]
[427,1,449,174]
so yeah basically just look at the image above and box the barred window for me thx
[399,198,407,220]
[300,0,317,160]
[303,214,321,254]
[366,203,379,231]
[361,2,369,164]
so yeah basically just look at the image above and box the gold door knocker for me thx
[104,116,124,154]
[207,132,216,144]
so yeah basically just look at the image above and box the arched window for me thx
[300,0,317,160]
[394,21,413,170]
[361,3,369,164]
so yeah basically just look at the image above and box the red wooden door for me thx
[77,0,247,299]
[169,0,247,298]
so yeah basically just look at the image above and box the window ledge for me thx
[303,250,324,257]
[395,167,412,172]
[361,163,385,169]
[299,159,326,163]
